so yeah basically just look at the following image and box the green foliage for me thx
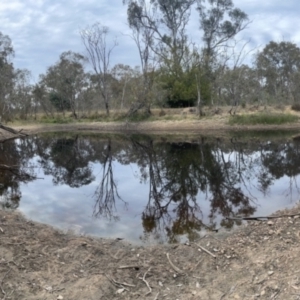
[256,41,300,103]
[124,111,152,122]
[49,92,70,112]
[40,115,73,124]
[229,113,299,125]
[198,0,248,57]
[158,64,211,108]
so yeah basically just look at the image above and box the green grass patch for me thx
[40,116,74,124]
[229,113,299,126]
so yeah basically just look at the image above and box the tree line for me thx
[1,0,300,122]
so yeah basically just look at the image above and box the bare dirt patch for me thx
[1,206,300,299]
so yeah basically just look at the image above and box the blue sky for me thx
[1,0,300,82]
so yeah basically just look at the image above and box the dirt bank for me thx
[0,118,299,143]
[1,205,300,299]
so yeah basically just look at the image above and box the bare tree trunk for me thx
[196,73,203,117]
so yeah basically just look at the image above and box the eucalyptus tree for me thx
[12,69,33,120]
[124,0,195,69]
[197,0,249,62]
[123,0,197,109]
[255,41,300,104]
[32,83,55,118]
[40,51,87,118]
[80,24,117,115]
[196,0,249,106]
[111,64,134,110]
[0,32,15,122]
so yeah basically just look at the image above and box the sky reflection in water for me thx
[1,132,300,244]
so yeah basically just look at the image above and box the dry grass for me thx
[7,105,300,127]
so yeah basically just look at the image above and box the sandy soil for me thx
[1,206,300,299]
[1,118,300,299]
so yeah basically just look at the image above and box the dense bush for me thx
[229,113,299,125]
[291,104,300,112]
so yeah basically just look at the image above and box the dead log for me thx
[0,123,28,142]
[0,123,28,136]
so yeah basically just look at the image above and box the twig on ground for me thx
[270,290,280,299]
[0,269,11,296]
[153,292,159,300]
[1,242,25,246]
[52,287,65,293]
[104,274,134,289]
[190,257,204,271]
[195,244,216,258]
[166,253,185,275]
[219,284,237,300]
[139,267,152,296]
[118,265,141,270]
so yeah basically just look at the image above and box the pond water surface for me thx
[1,131,300,244]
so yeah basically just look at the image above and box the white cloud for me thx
[1,0,300,81]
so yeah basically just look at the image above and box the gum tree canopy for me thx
[122,0,249,108]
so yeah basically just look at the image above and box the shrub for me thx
[291,103,300,112]
[229,113,299,125]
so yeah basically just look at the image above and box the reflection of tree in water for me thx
[93,138,127,221]
[130,137,257,243]
[0,138,37,209]
[258,138,300,200]
[37,135,95,187]
[3,133,300,244]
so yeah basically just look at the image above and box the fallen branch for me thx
[0,123,28,136]
[226,212,300,221]
[195,244,216,259]
[166,253,185,275]
[139,267,152,296]
[0,269,11,296]
[104,274,134,289]
[118,265,141,270]
[0,164,18,170]
[190,257,204,271]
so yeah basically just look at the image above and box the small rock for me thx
[267,221,274,226]
[116,288,125,294]
[261,290,266,296]
[57,296,64,300]
[45,286,52,292]
[192,291,197,295]
[268,271,274,276]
